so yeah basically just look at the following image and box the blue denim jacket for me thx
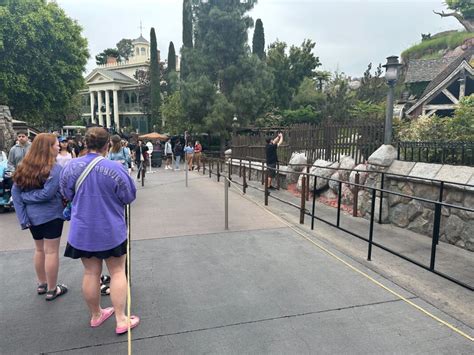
[12,164,64,229]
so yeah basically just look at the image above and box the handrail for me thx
[237,156,474,189]
[200,156,473,290]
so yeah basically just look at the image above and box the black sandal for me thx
[100,284,110,296]
[37,283,48,295]
[100,275,111,284]
[45,284,68,301]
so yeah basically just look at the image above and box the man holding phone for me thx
[265,132,283,190]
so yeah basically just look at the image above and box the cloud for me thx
[57,0,464,76]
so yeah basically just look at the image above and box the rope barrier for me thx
[126,204,132,354]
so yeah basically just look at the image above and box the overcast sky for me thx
[56,0,464,77]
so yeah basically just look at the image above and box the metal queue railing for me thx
[199,156,474,291]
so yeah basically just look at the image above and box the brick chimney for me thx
[106,56,118,65]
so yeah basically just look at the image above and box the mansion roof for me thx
[85,69,138,86]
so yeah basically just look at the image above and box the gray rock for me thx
[0,106,17,152]
[329,172,341,193]
[413,183,439,208]
[389,204,410,228]
[444,214,464,244]
[367,144,397,167]
[407,210,433,235]
[388,182,413,206]
[288,152,307,170]
[311,160,339,190]
[445,189,464,204]
[461,221,474,251]
[341,184,354,205]
[349,164,368,186]
[338,155,355,180]
[374,197,389,223]
[463,192,474,209]
[407,200,424,221]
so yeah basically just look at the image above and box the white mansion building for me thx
[80,35,177,133]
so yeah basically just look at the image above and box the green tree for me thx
[116,38,133,61]
[434,0,474,32]
[356,63,386,103]
[266,41,293,109]
[95,48,120,65]
[167,41,176,72]
[314,70,331,91]
[182,0,263,148]
[322,72,356,122]
[252,18,265,59]
[182,0,193,48]
[292,77,325,109]
[0,0,89,128]
[162,91,187,134]
[288,39,321,90]
[266,39,321,109]
[181,0,193,79]
[150,27,161,128]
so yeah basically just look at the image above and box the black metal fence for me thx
[232,122,384,165]
[200,156,473,291]
[396,141,474,166]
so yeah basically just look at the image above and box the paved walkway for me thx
[0,165,473,354]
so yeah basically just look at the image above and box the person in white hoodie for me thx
[164,138,173,170]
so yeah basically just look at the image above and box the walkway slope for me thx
[0,167,472,354]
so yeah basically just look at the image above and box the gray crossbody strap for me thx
[75,156,104,192]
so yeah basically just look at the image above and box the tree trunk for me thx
[434,11,474,32]
[460,18,474,33]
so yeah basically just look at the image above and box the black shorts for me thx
[29,218,64,240]
[64,239,127,259]
[267,163,277,178]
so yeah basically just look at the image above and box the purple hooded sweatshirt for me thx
[60,153,136,252]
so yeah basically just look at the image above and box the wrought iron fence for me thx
[397,141,474,166]
[231,122,384,165]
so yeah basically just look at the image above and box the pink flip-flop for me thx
[115,315,140,335]
[90,307,115,328]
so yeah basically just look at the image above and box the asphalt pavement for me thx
[0,163,472,354]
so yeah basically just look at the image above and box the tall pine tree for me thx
[182,0,193,48]
[252,18,265,60]
[181,0,193,79]
[150,27,161,128]
[167,41,176,72]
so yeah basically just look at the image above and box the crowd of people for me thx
[8,128,139,334]
[3,128,212,335]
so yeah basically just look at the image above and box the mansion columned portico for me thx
[80,35,157,133]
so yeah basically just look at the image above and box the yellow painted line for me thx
[126,204,132,354]
[230,184,474,342]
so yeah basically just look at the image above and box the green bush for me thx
[396,94,474,141]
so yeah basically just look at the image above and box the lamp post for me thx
[382,56,402,145]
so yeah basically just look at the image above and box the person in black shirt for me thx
[265,132,283,189]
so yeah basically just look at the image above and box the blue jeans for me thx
[175,155,181,169]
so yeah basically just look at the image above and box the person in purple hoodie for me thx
[60,127,139,334]
[12,133,67,301]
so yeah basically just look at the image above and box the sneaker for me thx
[268,186,276,190]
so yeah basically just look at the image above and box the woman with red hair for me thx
[12,133,68,301]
